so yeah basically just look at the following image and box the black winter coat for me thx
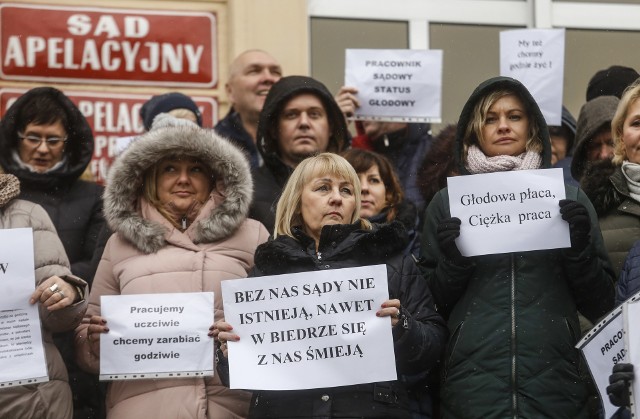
[248,221,447,419]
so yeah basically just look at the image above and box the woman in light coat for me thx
[0,173,87,419]
[75,116,269,419]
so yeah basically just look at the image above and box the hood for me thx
[454,77,551,175]
[103,115,253,254]
[257,76,349,175]
[0,87,94,189]
[570,95,620,180]
[0,174,20,208]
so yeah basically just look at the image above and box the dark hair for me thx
[341,148,403,222]
[418,124,458,206]
[16,93,68,133]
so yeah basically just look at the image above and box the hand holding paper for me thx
[437,217,467,264]
[86,315,109,357]
[30,275,78,311]
[606,363,634,407]
[559,199,591,252]
[209,320,238,359]
[334,86,360,119]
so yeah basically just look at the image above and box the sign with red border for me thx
[0,4,217,87]
[0,88,219,184]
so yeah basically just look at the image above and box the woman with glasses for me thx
[0,87,106,419]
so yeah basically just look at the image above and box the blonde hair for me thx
[462,89,543,160]
[274,153,371,239]
[612,78,640,165]
[142,156,212,229]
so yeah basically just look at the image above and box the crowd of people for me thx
[2,46,640,419]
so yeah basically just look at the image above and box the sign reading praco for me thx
[0,3,217,87]
[0,89,218,184]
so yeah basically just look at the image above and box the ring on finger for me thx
[57,289,65,299]
[49,283,59,293]
[393,308,400,318]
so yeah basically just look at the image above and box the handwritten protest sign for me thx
[500,29,565,126]
[0,228,48,388]
[99,292,214,381]
[221,265,396,390]
[345,49,442,123]
[448,168,569,256]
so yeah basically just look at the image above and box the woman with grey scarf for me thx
[581,78,640,278]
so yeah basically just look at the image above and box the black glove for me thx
[559,199,591,253]
[437,217,466,264]
[606,363,634,407]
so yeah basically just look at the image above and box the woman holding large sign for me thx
[420,76,615,418]
[216,153,446,418]
[74,115,269,419]
[0,173,88,419]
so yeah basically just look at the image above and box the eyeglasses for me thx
[18,133,67,150]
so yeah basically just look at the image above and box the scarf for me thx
[0,174,20,207]
[12,150,67,173]
[622,160,640,202]
[465,145,542,174]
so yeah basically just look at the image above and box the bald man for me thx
[215,50,283,168]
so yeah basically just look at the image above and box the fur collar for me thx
[581,159,623,216]
[103,116,253,254]
[254,221,408,275]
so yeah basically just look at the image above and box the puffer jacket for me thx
[420,76,615,418]
[0,174,87,419]
[0,86,104,282]
[248,221,447,419]
[250,76,349,233]
[74,118,269,419]
[617,239,640,305]
[582,160,640,278]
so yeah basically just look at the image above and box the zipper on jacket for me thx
[510,254,518,418]
[181,216,187,230]
[317,251,322,260]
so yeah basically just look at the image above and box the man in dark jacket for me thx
[215,49,283,168]
[250,75,349,233]
[0,86,105,419]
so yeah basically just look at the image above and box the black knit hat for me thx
[139,92,202,131]
[586,65,639,101]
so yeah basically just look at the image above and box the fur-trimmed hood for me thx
[254,221,408,275]
[104,115,253,254]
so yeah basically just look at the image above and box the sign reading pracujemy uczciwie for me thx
[0,3,217,87]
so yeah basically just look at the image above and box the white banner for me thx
[221,265,397,390]
[99,292,214,381]
[447,168,569,256]
[0,228,48,388]
[500,28,565,126]
[345,49,442,122]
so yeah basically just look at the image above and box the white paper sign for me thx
[500,29,565,126]
[577,308,626,419]
[625,300,640,417]
[447,168,569,256]
[221,265,397,390]
[345,49,442,122]
[0,228,48,388]
[99,292,214,381]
